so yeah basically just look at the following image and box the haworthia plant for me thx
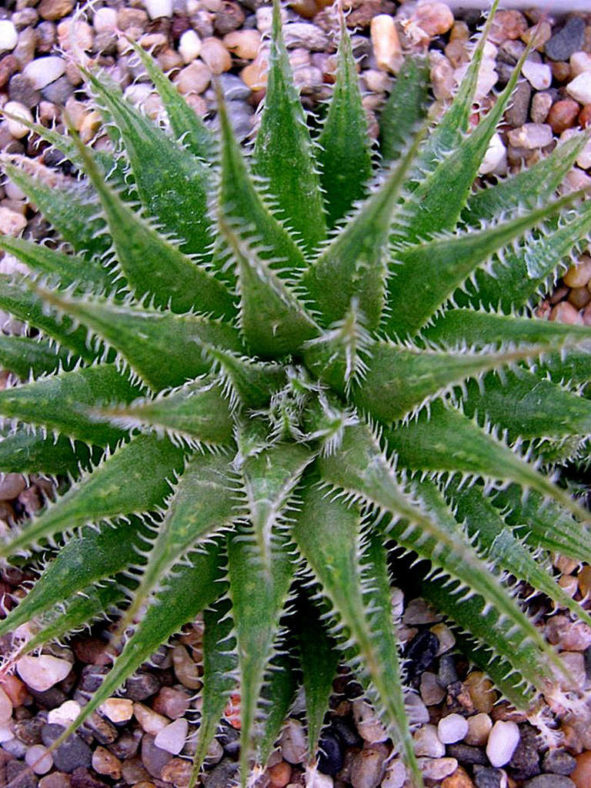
[0,1,590,785]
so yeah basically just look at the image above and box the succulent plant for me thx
[1,1,591,784]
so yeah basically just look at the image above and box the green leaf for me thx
[0,434,184,558]
[296,594,339,760]
[215,86,307,282]
[92,378,234,447]
[292,478,420,786]
[1,161,109,262]
[32,285,244,390]
[317,7,372,227]
[0,236,113,292]
[0,335,72,379]
[379,57,430,166]
[128,38,215,161]
[0,519,144,637]
[384,190,586,338]
[69,131,235,319]
[48,542,223,755]
[190,598,236,784]
[0,363,140,446]
[258,651,298,768]
[227,528,295,783]
[251,0,326,253]
[0,429,92,475]
[220,218,319,357]
[207,348,287,410]
[386,399,590,523]
[352,341,562,423]
[303,135,422,331]
[82,67,213,257]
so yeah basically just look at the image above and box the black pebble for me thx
[405,630,439,679]
[317,730,344,776]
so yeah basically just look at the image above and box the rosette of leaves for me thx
[1,1,591,784]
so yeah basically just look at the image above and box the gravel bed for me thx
[1,0,591,786]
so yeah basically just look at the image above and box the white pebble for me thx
[0,21,18,52]
[3,102,33,140]
[305,769,333,788]
[25,745,53,775]
[522,60,552,90]
[144,0,173,19]
[486,720,520,767]
[280,718,307,765]
[413,724,445,757]
[16,655,72,692]
[437,713,469,744]
[154,718,188,755]
[0,206,27,238]
[567,72,591,105]
[570,51,591,77]
[23,57,66,90]
[48,700,81,727]
[370,14,403,74]
[0,724,14,743]
[382,760,406,788]
[353,698,388,743]
[93,7,118,33]
[179,29,202,63]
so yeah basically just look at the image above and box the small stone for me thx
[93,7,117,34]
[473,766,505,788]
[124,672,160,701]
[404,598,441,626]
[121,757,150,784]
[224,29,260,60]
[522,60,552,90]
[1,676,27,708]
[546,18,585,62]
[464,674,496,714]
[241,53,268,91]
[267,760,292,787]
[551,301,583,324]
[281,719,306,765]
[546,612,591,648]
[350,745,388,788]
[0,474,25,501]
[153,718,188,756]
[25,745,53,775]
[507,123,553,150]
[91,747,121,780]
[431,623,456,655]
[133,703,169,736]
[99,698,134,723]
[200,37,232,74]
[3,102,32,140]
[486,720,521,768]
[479,132,506,176]
[446,744,488,766]
[39,773,71,788]
[438,714,469,745]
[417,757,458,781]
[531,91,554,124]
[549,98,582,134]
[174,60,212,96]
[420,671,445,707]
[284,22,328,51]
[6,761,37,788]
[152,688,190,720]
[41,725,92,774]
[48,701,81,728]
[353,699,388,744]
[0,22,18,52]
[557,651,587,690]
[567,73,591,106]
[370,15,402,74]
[523,778,575,788]
[413,724,445,758]
[17,655,72,692]
[141,734,173,779]
[442,766,475,788]
[172,645,200,690]
[509,724,540,780]
[430,52,455,100]
[543,749,577,775]
[317,731,342,777]
[505,79,531,128]
[144,0,173,19]
[572,751,591,787]
[414,2,454,37]
[405,630,439,679]
[38,0,75,22]
[179,30,201,64]
[382,760,406,788]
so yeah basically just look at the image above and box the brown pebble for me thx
[413,1,454,37]
[223,29,260,60]
[152,687,190,720]
[569,287,591,309]
[214,1,245,36]
[39,774,72,788]
[268,760,292,788]
[200,37,231,74]
[551,61,571,83]
[464,673,496,714]
[0,474,26,502]
[442,765,475,787]
[578,565,591,597]
[489,9,528,43]
[548,99,581,134]
[564,255,591,288]
[550,301,583,324]
[38,0,75,22]
[572,750,591,787]
[579,104,591,127]
[91,747,121,780]
[0,55,18,90]
[160,757,192,785]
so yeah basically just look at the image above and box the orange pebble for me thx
[572,750,591,787]
[0,674,28,707]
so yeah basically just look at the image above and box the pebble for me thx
[200,37,232,74]
[99,698,134,723]
[48,701,81,728]
[414,2,454,37]
[284,22,328,51]
[281,719,306,765]
[473,767,505,788]
[542,749,577,775]
[546,17,585,62]
[38,0,74,22]
[41,725,92,773]
[413,724,445,758]
[420,671,446,707]
[523,777,575,788]
[479,132,506,175]
[141,734,173,779]
[546,613,591,648]
[522,60,552,90]
[447,744,488,766]
[224,29,260,60]
[431,623,455,656]
[370,15,402,74]
[507,123,553,150]
[382,760,406,788]
[133,703,168,736]
[505,80,531,128]
[465,713,493,747]
[267,759,291,787]
[417,757,458,781]
[3,101,32,140]
[124,673,160,702]
[567,73,591,106]
[352,699,388,744]
[572,751,591,787]
[152,688,190,720]
[93,7,117,34]
[17,655,72,692]
[509,724,540,780]
[350,745,388,788]
[0,473,25,501]
[442,766,475,787]
[0,21,18,52]
[486,720,521,768]
[306,771,334,788]
[91,747,121,780]
[179,31,202,65]
[317,731,343,776]
[405,692,430,726]
[144,0,173,20]
[153,718,187,755]
[404,598,441,626]
[39,773,72,788]
[438,714,469,745]
[25,745,53,775]
[464,674,496,714]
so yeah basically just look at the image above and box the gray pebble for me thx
[218,72,251,101]
[505,80,531,128]
[447,743,488,766]
[523,777,575,788]
[123,672,160,701]
[8,73,40,108]
[541,750,576,776]
[202,757,239,787]
[545,17,585,62]
[41,75,73,104]
[474,766,505,788]
[438,654,458,687]
[6,760,38,788]
[41,725,92,774]
[140,734,173,780]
